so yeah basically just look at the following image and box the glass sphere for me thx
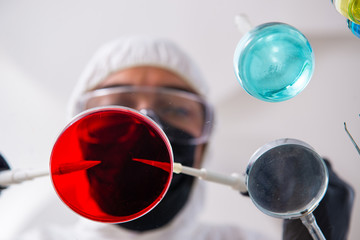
[332,0,360,24]
[348,19,360,38]
[233,22,315,102]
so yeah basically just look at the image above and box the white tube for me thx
[0,169,49,187]
[173,162,247,193]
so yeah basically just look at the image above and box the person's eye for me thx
[162,106,191,118]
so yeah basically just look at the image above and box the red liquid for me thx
[52,160,101,175]
[50,107,173,223]
[132,158,172,172]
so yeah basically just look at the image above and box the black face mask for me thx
[117,120,197,232]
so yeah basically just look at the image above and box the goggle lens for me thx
[77,86,213,145]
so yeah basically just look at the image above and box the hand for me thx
[282,159,355,240]
[0,153,11,193]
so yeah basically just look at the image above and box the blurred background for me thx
[0,0,359,239]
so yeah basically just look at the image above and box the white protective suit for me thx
[20,36,270,240]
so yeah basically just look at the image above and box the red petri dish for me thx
[50,107,173,223]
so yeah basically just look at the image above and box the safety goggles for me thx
[76,86,214,145]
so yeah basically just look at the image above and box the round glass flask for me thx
[233,22,315,102]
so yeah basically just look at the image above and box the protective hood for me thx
[68,36,209,119]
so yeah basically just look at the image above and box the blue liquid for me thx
[348,19,360,38]
[234,23,315,102]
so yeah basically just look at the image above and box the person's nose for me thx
[138,108,163,129]
[134,98,152,111]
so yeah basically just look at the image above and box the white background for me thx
[0,1,359,239]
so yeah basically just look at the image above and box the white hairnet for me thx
[68,36,208,118]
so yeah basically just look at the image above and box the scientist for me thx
[9,36,354,239]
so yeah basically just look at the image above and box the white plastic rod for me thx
[234,14,252,36]
[0,160,103,187]
[0,169,49,187]
[173,162,247,193]
[300,213,326,240]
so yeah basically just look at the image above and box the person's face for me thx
[91,66,206,168]
[77,66,209,225]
